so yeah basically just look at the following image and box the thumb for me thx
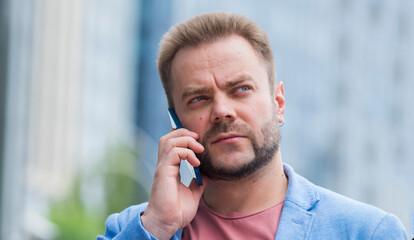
[188,175,210,200]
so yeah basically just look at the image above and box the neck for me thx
[202,151,288,214]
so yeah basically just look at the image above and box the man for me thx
[97,12,408,240]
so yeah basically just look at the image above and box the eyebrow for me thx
[181,87,212,101]
[180,74,257,101]
[224,74,256,88]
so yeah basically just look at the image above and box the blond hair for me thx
[157,12,276,108]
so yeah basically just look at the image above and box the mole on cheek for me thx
[199,117,203,121]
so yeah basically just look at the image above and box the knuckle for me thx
[153,166,163,179]
[166,138,175,148]
[170,147,178,155]
[159,135,167,145]
[170,148,182,159]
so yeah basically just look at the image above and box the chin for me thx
[211,152,255,169]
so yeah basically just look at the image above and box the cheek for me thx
[182,114,208,135]
[241,104,268,123]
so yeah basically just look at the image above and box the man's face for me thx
[171,35,285,180]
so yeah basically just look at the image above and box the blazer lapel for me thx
[275,201,315,239]
[275,164,320,240]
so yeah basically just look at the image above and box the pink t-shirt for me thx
[182,199,284,240]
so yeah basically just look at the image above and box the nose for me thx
[210,94,236,123]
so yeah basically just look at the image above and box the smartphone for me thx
[167,109,203,185]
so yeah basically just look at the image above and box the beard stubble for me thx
[197,115,281,181]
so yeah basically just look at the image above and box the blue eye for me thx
[236,86,251,92]
[190,96,206,103]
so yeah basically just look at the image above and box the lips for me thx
[211,133,246,144]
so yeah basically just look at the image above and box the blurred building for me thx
[1,0,413,239]
[0,0,139,239]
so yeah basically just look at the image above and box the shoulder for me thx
[282,164,408,239]
[314,185,386,223]
[315,185,383,216]
[311,186,407,239]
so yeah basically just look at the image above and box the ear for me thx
[274,81,285,124]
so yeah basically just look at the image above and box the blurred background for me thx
[1,0,413,239]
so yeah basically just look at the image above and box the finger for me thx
[168,128,199,138]
[160,128,199,149]
[188,174,210,200]
[164,136,204,154]
[166,147,201,167]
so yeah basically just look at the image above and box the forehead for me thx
[170,35,266,91]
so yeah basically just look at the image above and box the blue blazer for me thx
[97,164,408,239]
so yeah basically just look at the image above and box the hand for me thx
[141,128,209,240]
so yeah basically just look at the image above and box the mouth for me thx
[211,133,247,144]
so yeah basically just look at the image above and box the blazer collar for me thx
[283,163,320,210]
[275,163,320,240]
